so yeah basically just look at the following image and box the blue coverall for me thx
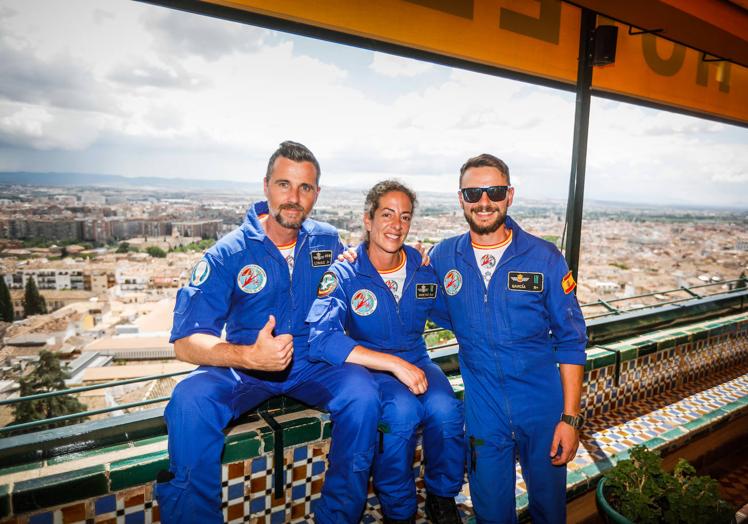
[307,244,464,520]
[430,216,588,524]
[157,201,380,524]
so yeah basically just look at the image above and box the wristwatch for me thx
[560,413,585,430]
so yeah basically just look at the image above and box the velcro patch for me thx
[508,271,543,292]
[561,271,576,294]
[310,250,333,267]
[416,283,437,299]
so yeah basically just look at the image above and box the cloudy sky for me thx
[0,0,746,207]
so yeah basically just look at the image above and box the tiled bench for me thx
[0,312,746,523]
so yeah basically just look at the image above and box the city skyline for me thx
[0,0,746,208]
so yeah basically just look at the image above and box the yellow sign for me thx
[204,0,748,125]
[593,23,747,124]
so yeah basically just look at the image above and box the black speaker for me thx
[593,25,618,66]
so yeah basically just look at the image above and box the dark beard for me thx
[464,205,505,235]
[274,203,307,230]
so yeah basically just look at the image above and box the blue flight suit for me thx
[307,244,464,520]
[430,216,587,524]
[157,201,380,524]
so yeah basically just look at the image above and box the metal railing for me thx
[1,279,745,435]
[579,279,744,319]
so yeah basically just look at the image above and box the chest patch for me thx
[416,283,437,299]
[190,259,211,286]
[310,250,333,267]
[237,264,267,294]
[508,271,543,292]
[443,269,463,296]
[351,289,377,316]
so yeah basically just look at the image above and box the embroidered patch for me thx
[480,254,497,269]
[416,283,437,299]
[237,264,267,294]
[351,289,377,316]
[443,269,463,296]
[317,271,338,298]
[508,271,543,292]
[562,270,576,294]
[190,259,211,286]
[310,250,333,267]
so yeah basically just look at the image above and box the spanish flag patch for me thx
[561,271,576,294]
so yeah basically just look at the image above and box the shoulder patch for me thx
[237,264,267,294]
[317,271,338,298]
[443,269,463,296]
[562,270,576,294]
[351,289,377,316]
[190,259,211,286]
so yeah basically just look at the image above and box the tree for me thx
[10,351,87,434]
[23,276,47,317]
[0,275,13,322]
[146,246,167,258]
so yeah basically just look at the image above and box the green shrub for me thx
[604,445,733,524]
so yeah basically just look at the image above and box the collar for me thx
[456,215,529,263]
[352,243,422,282]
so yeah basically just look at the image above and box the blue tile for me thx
[252,457,267,473]
[311,461,325,476]
[293,446,308,462]
[125,511,145,524]
[228,482,244,501]
[271,509,286,524]
[292,484,306,501]
[29,514,53,524]
[95,494,116,514]
[250,496,266,514]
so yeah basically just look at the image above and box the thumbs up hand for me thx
[244,315,294,371]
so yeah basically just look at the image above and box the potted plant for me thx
[596,445,735,524]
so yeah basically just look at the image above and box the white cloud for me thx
[0,0,745,208]
[370,52,434,77]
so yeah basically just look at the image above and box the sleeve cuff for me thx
[554,348,588,366]
[310,332,358,366]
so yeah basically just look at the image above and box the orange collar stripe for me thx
[276,241,297,250]
[378,250,406,274]
[472,230,513,250]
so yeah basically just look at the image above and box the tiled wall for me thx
[2,312,747,524]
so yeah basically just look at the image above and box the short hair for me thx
[363,180,418,243]
[265,140,321,184]
[459,154,510,186]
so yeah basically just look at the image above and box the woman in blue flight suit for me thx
[307,180,464,524]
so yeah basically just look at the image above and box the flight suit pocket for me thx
[172,287,201,335]
[505,292,548,341]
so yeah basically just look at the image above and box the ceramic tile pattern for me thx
[2,313,746,523]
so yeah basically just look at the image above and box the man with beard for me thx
[156,141,380,524]
[429,154,587,524]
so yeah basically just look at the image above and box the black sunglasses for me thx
[460,185,510,203]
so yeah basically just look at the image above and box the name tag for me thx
[416,283,437,299]
[508,271,543,292]
[310,250,333,267]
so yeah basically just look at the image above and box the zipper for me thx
[471,254,517,441]
[287,234,308,329]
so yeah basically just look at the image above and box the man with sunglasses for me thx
[430,154,587,523]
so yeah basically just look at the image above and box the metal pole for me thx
[564,8,596,282]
